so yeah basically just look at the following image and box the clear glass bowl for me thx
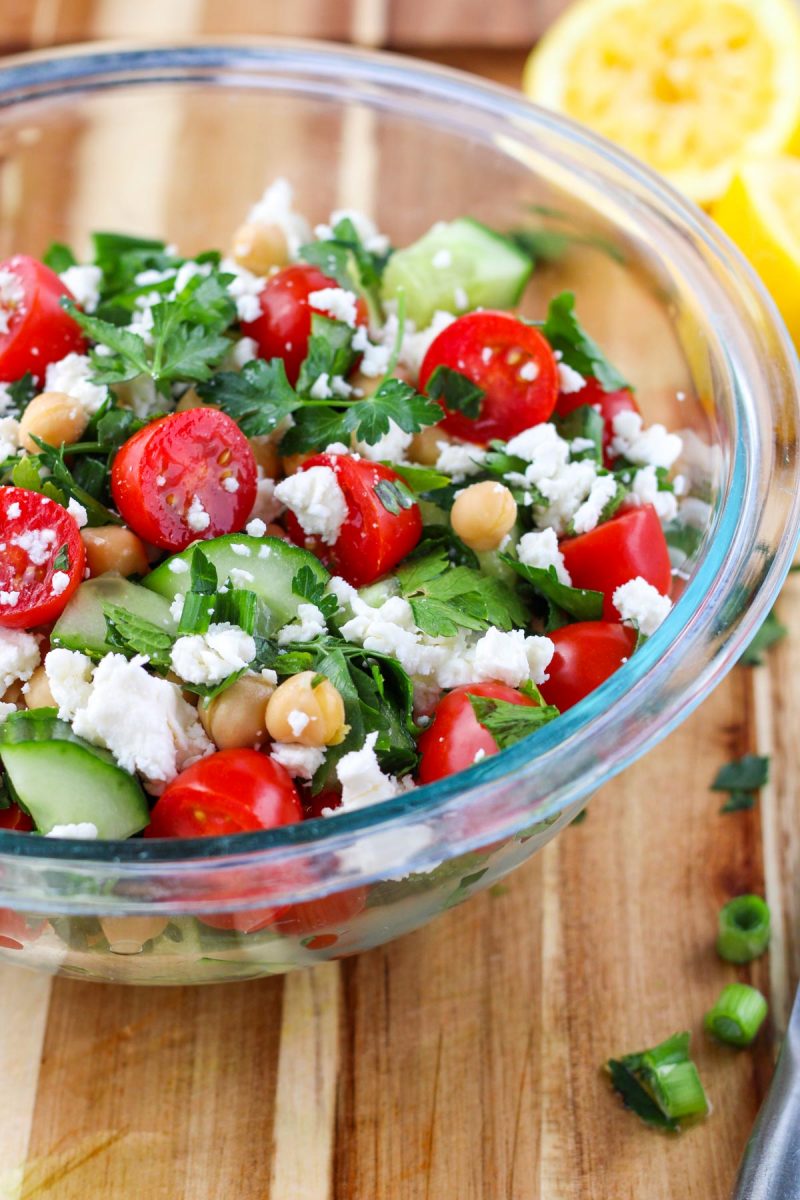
[0,42,798,984]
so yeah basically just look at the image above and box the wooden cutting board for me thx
[1,4,798,1197]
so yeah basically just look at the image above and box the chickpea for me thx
[19,391,89,453]
[265,670,347,747]
[281,452,312,476]
[249,436,280,479]
[231,221,288,275]
[450,481,518,552]
[100,916,169,955]
[24,666,55,710]
[199,673,276,749]
[81,526,149,578]
[409,425,448,467]
[175,386,209,412]
[1,680,24,706]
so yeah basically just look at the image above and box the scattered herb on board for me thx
[710,753,769,813]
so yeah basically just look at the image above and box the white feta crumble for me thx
[11,528,56,566]
[613,577,673,636]
[249,475,284,526]
[168,558,190,575]
[434,440,486,482]
[247,177,311,258]
[0,591,19,607]
[570,437,596,453]
[517,528,572,585]
[0,266,24,334]
[220,258,264,323]
[308,287,359,328]
[453,286,469,312]
[5,501,20,520]
[66,497,88,528]
[51,571,70,596]
[229,567,254,587]
[309,372,333,400]
[287,709,311,738]
[172,259,212,296]
[0,700,17,723]
[472,627,554,687]
[45,822,99,840]
[397,310,456,376]
[169,595,185,623]
[519,360,540,383]
[222,476,240,494]
[630,465,678,522]
[0,628,40,691]
[506,423,570,480]
[610,411,682,469]
[43,648,94,717]
[270,742,325,780]
[315,207,390,255]
[276,603,327,646]
[557,362,586,394]
[229,543,251,557]
[225,335,260,371]
[186,494,210,533]
[432,248,452,269]
[571,473,618,535]
[335,731,403,811]
[356,419,413,464]
[0,416,21,460]
[246,517,267,537]
[59,264,102,313]
[112,373,162,418]
[170,623,256,685]
[45,353,107,415]
[274,465,348,545]
[351,324,391,378]
[334,823,431,879]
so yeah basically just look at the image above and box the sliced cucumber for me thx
[143,535,329,634]
[381,218,533,328]
[52,574,178,658]
[0,710,149,839]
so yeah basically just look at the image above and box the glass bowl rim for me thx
[0,38,797,870]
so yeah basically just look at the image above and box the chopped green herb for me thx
[397,548,528,636]
[4,372,37,418]
[468,691,559,749]
[43,241,77,273]
[374,477,416,516]
[554,404,604,463]
[740,608,787,666]
[711,753,769,813]
[103,604,174,671]
[197,357,299,437]
[501,556,603,624]
[291,565,338,619]
[424,364,484,419]
[52,544,70,573]
[540,291,629,392]
[25,438,121,527]
[296,313,357,396]
[387,462,451,493]
[716,895,771,963]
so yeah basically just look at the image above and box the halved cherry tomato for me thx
[111,409,257,552]
[272,885,368,941]
[0,487,86,629]
[555,376,640,467]
[145,749,303,838]
[559,504,672,621]
[0,803,34,832]
[0,907,45,951]
[418,311,559,444]
[417,682,535,784]
[283,452,422,588]
[241,264,369,385]
[539,621,638,712]
[0,255,86,383]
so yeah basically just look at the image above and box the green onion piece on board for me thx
[606,1031,709,1130]
[717,895,771,963]
[705,984,768,1047]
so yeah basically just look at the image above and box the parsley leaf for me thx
[43,241,77,273]
[711,753,769,813]
[291,565,338,619]
[373,478,417,516]
[91,231,169,297]
[197,358,299,437]
[468,691,559,749]
[388,463,451,493]
[103,603,174,671]
[299,215,389,312]
[26,437,121,526]
[62,302,150,383]
[53,544,70,572]
[342,377,443,445]
[296,314,358,396]
[397,549,528,635]
[425,365,484,418]
[4,373,37,418]
[501,557,603,623]
[740,608,787,666]
[554,403,604,463]
[540,292,629,392]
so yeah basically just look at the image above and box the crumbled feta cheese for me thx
[49,651,212,789]
[45,353,107,415]
[112,373,162,418]
[168,558,190,575]
[172,259,212,295]
[571,473,618,534]
[0,267,24,334]
[11,528,56,566]
[270,742,325,780]
[434,440,486,482]
[309,372,333,400]
[287,709,311,737]
[222,476,239,494]
[59,264,102,313]
[246,517,267,537]
[324,442,351,457]
[613,577,673,636]
[170,623,256,685]
[397,310,456,376]
[225,335,259,371]
[432,248,452,269]
[519,360,540,383]
[67,497,88,528]
[356,419,413,464]
[505,423,570,478]
[5,501,21,520]
[169,595,185,623]
[0,416,20,460]
[570,437,596,453]
[335,732,403,811]
[630,465,678,522]
[229,567,254,587]
[0,700,16,723]
[0,591,19,607]
[247,177,311,258]
[51,571,70,596]
[472,627,554,687]
[517,528,572,585]
[276,603,327,645]
[220,258,264,323]
[557,362,585,394]
[0,628,40,691]
[334,823,431,879]
[307,287,359,328]
[45,822,99,840]
[249,474,284,526]
[351,324,391,378]
[315,207,389,254]
[44,648,94,717]
[453,286,469,312]
[610,411,682,469]
[229,543,251,557]
[274,465,348,545]
[187,494,210,532]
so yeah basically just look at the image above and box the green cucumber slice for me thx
[52,574,177,658]
[143,535,329,634]
[0,710,149,839]
[381,218,533,328]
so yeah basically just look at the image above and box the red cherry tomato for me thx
[110,409,257,552]
[539,621,638,712]
[272,885,368,940]
[0,907,45,951]
[146,749,304,838]
[0,803,34,832]
[555,376,640,467]
[559,504,672,621]
[283,453,422,588]
[0,488,86,629]
[417,682,535,784]
[419,311,559,444]
[241,264,369,385]
[0,256,86,383]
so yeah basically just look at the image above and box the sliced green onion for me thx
[607,1031,709,1130]
[705,984,768,1047]
[717,895,771,963]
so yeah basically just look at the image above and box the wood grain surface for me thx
[1,4,798,1199]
